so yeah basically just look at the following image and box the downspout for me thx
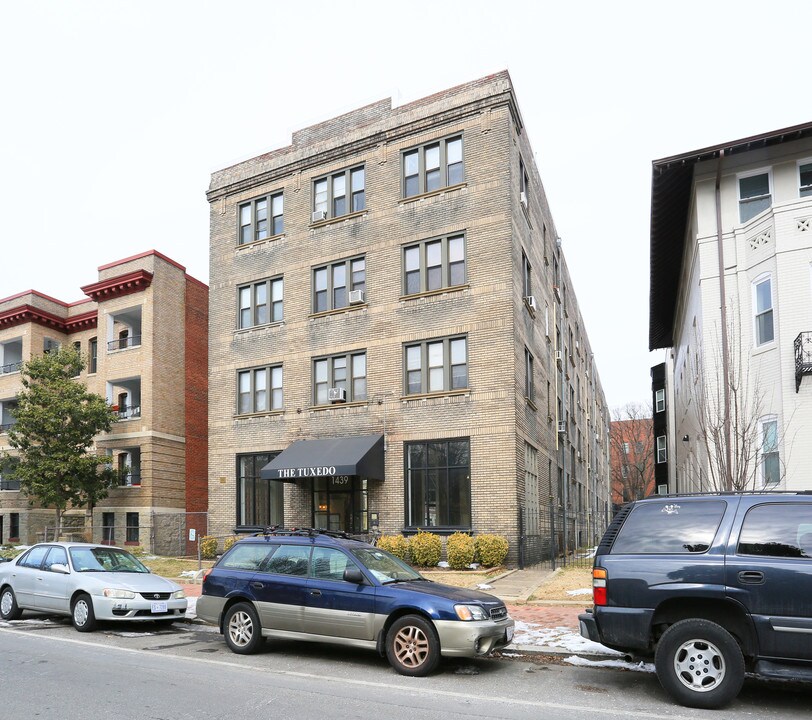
[714,150,733,491]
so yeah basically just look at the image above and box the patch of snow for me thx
[111,631,157,638]
[511,620,622,655]
[564,655,655,673]
[437,561,450,568]
[476,583,494,590]
[178,570,198,578]
[142,555,159,560]
[185,596,197,619]
[565,588,593,596]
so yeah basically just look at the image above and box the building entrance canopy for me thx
[260,434,384,482]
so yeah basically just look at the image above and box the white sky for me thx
[1,1,808,409]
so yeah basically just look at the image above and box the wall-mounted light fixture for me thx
[682,434,689,442]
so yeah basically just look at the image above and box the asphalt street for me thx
[2,618,811,719]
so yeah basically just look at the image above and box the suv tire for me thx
[223,602,263,654]
[385,614,440,677]
[655,618,744,709]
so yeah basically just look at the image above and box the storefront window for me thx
[405,438,471,528]
[237,453,284,527]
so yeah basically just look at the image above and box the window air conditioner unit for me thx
[520,190,528,207]
[555,350,563,367]
[524,295,537,312]
[311,210,327,223]
[557,421,567,435]
[328,387,346,403]
[348,289,365,305]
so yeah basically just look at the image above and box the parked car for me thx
[0,542,187,631]
[196,528,514,676]
[579,493,812,708]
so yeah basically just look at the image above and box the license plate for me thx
[506,626,514,643]
[150,601,168,613]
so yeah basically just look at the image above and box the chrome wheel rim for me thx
[227,610,254,647]
[393,625,430,668]
[1,591,12,616]
[74,599,89,626]
[673,638,725,692]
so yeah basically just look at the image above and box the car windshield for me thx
[350,546,424,584]
[69,547,150,573]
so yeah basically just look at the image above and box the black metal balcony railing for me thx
[119,472,142,487]
[0,421,16,433]
[0,361,21,375]
[0,479,21,491]
[795,332,812,393]
[108,335,142,351]
[117,405,141,420]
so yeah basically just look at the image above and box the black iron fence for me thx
[518,505,606,570]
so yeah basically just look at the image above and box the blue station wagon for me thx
[196,528,514,676]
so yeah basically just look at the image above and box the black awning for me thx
[260,434,384,482]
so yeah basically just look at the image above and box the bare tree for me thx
[610,403,655,503]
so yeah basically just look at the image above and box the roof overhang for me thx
[260,434,385,482]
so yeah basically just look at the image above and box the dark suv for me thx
[196,529,514,676]
[579,493,812,708]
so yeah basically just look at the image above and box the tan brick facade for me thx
[0,251,208,548]
[207,73,611,563]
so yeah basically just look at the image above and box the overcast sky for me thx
[1,1,808,409]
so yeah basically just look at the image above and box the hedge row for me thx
[377,531,509,569]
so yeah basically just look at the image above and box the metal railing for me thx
[117,405,141,420]
[795,332,812,392]
[0,361,21,375]
[107,335,142,351]
[117,472,142,487]
[0,479,21,491]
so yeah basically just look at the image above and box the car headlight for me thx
[103,589,136,599]
[172,590,186,599]
[454,604,489,621]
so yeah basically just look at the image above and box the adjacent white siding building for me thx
[649,122,812,492]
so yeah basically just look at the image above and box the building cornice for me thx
[81,270,154,302]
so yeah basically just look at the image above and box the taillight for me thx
[592,567,607,606]
[202,568,213,583]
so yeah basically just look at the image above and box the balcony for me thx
[0,479,21,491]
[0,361,21,376]
[116,404,141,420]
[108,334,142,352]
[118,471,142,487]
[796,332,812,392]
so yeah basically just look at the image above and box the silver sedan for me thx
[0,542,187,631]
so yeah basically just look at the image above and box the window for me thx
[313,257,366,312]
[310,547,353,581]
[403,234,465,295]
[237,452,283,527]
[759,416,780,486]
[520,158,529,207]
[524,347,534,402]
[655,388,665,413]
[238,277,283,328]
[522,250,532,298]
[102,512,115,544]
[738,503,812,558]
[313,166,365,220]
[524,443,539,536]
[88,338,98,374]
[20,545,48,568]
[313,352,366,405]
[43,338,59,354]
[738,171,771,223]
[799,161,812,197]
[405,336,467,395]
[9,512,19,540]
[656,435,667,463]
[612,500,726,554]
[403,135,463,197]
[125,512,139,544]
[239,191,283,244]
[221,543,274,571]
[44,546,68,571]
[237,365,283,414]
[405,438,471,528]
[753,276,774,345]
[265,544,311,576]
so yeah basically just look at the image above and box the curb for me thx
[505,643,623,661]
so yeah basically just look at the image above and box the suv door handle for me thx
[250,582,264,589]
[738,570,765,584]
[309,589,322,597]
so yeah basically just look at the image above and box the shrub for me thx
[409,530,442,567]
[200,535,218,559]
[375,534,409,561]
[223,535,238,553]
[446,532,475,569]
[474,534,509,568]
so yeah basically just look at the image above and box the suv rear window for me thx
[611,500,726,554]
[737,503,812,558]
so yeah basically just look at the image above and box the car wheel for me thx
[385,614,441,677]
[223,602,263,654]
[71,593,97,632]
[655,618,744,709]
[0,587,22,621]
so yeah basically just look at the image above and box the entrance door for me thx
[313,477,367,534]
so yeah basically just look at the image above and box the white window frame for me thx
[655,388,665,413]
[752,273,775,347]
[798,157,812,198]
[758,415,780,487]
[656,435,667,464]
[737,167,772,224]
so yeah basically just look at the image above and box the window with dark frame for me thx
[237,365,283,414]
[237,452,283,527]
[238,277,283,329]
[313,257,365,312]
[525,347,534,402]
[405,438,471,528]
[125,512,139,544]
[520,158,529,207]
[403,234,465,295]
[313,352,367,405]
[313,166,365,220]
[239,191,284,245]
[405,336,467,395]
[88,337,98,374]
[403,135,463,198]
[9,512,19,540]
[522,250,532,298]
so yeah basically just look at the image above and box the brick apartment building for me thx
[0,250,208,549]
[609,417,655,509]
[207,72,611,563]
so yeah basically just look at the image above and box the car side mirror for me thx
[50,563,70,574]
[343,567,365,584]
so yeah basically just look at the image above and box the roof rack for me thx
[242,526,354,540]
[639,490,812,499]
